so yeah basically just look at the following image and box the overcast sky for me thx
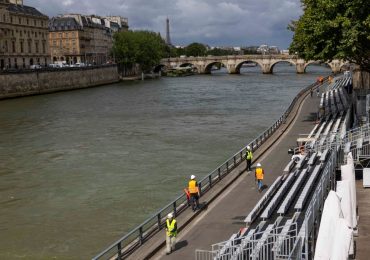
[27,0,303,49]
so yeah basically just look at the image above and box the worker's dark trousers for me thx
[190,194,199,211]
[246,159,252,171]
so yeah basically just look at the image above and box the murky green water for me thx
[0,65,330,259]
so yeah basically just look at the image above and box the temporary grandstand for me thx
[195,74,360,260]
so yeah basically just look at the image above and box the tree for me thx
[185,43,207,57]
[112,30,167,73]
[289,0,370,72]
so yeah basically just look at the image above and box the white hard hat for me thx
[256,163,261,167]
[190,175,196,180]
[167,213,173,219]
[247,145,251,150]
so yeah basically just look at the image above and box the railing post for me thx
[117,242,122,259]
[233,156,236,166]
[240,151,243,162]
[209,175,212,188]
[139,226,143,245]
[218,168,221,179]
[226,161,229,173]
[198,183,202,196]
[157,213,161,230]
[173,201,177,217]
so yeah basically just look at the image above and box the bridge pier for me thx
[262,63,272,74]
[227,64,239,74]
[296,61,306,74]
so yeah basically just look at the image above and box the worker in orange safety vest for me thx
[255,163,264,192]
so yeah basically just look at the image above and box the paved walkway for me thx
[147,89,321,259]
[355,180,370,260]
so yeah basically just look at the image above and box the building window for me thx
[19,17,21,24]
[20,41,23,53]
[4,40,8,52]
[27,19,29,25]
[14,58,18,69]
[10,16,12,23]
[28,41,31,53]
[35,42,39,53]
[34,20,36,26]
[23,58,25,68]
[12,41,15,53]
[42,42,45,53]
[53,40,56,46]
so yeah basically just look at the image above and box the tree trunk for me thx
[353,69,370,89]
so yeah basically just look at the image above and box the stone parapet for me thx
[0,65,119,99]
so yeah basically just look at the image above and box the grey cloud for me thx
[26,0,302,48]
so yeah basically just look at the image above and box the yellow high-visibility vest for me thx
[255,168,264,180]
[188,180,199,194]
[247,150,253,160]
[166,219,177,237]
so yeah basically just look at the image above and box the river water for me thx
[0,64,330,259]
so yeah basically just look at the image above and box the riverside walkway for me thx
[126,84,322,260]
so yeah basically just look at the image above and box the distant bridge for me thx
[158,55,346,74]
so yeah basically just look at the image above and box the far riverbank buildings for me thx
[0,0,50,69]
[49,14,128,65]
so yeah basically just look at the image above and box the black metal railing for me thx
[92,79,324,260]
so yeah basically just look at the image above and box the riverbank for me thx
[0,65,119,100]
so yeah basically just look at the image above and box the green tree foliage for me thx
[185,42,208,57]
[289,0,370,71]
[112,30,167,73]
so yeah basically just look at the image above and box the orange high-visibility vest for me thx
[188,180,199,194]
[255,168,264,180]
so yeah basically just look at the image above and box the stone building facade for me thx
[49,14,128,65]
[0,0,49,69]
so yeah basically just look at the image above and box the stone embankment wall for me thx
[0,65,120,99]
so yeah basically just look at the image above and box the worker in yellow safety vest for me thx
[246,145,253,172]
[165,213,177,254]
[255,163,264,192]
[188,175,200,211]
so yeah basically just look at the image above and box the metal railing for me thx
[92,79,322,260]
[195,223,298,260]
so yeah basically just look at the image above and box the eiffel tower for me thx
[165,17,172,46]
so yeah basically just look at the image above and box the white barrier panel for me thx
[336,181,355,255]
[314,191,344,260]
[341,156,357,227]
[329,218,353,260]
[336,180,357,228]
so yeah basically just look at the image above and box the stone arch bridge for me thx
[158,55,346,74]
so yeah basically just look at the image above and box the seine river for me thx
[0,64,330,259]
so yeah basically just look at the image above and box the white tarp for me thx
[314,191,344,260]
[336,180,357,228]
[329,218,353,260]
[336,180,355,254]
[341,154,357,227]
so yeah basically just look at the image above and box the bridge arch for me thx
[204,61,227,74]
[179,62,200,73]
[153,64,168,73]
[303,61,333,73]
[235,60,263,74]
[269,60,297,74]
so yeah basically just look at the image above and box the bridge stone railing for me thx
[159,55,345,75]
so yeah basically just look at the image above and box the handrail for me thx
[92,78,322,260]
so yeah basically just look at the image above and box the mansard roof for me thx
[49,17,83,31]
[6,3,48,18]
